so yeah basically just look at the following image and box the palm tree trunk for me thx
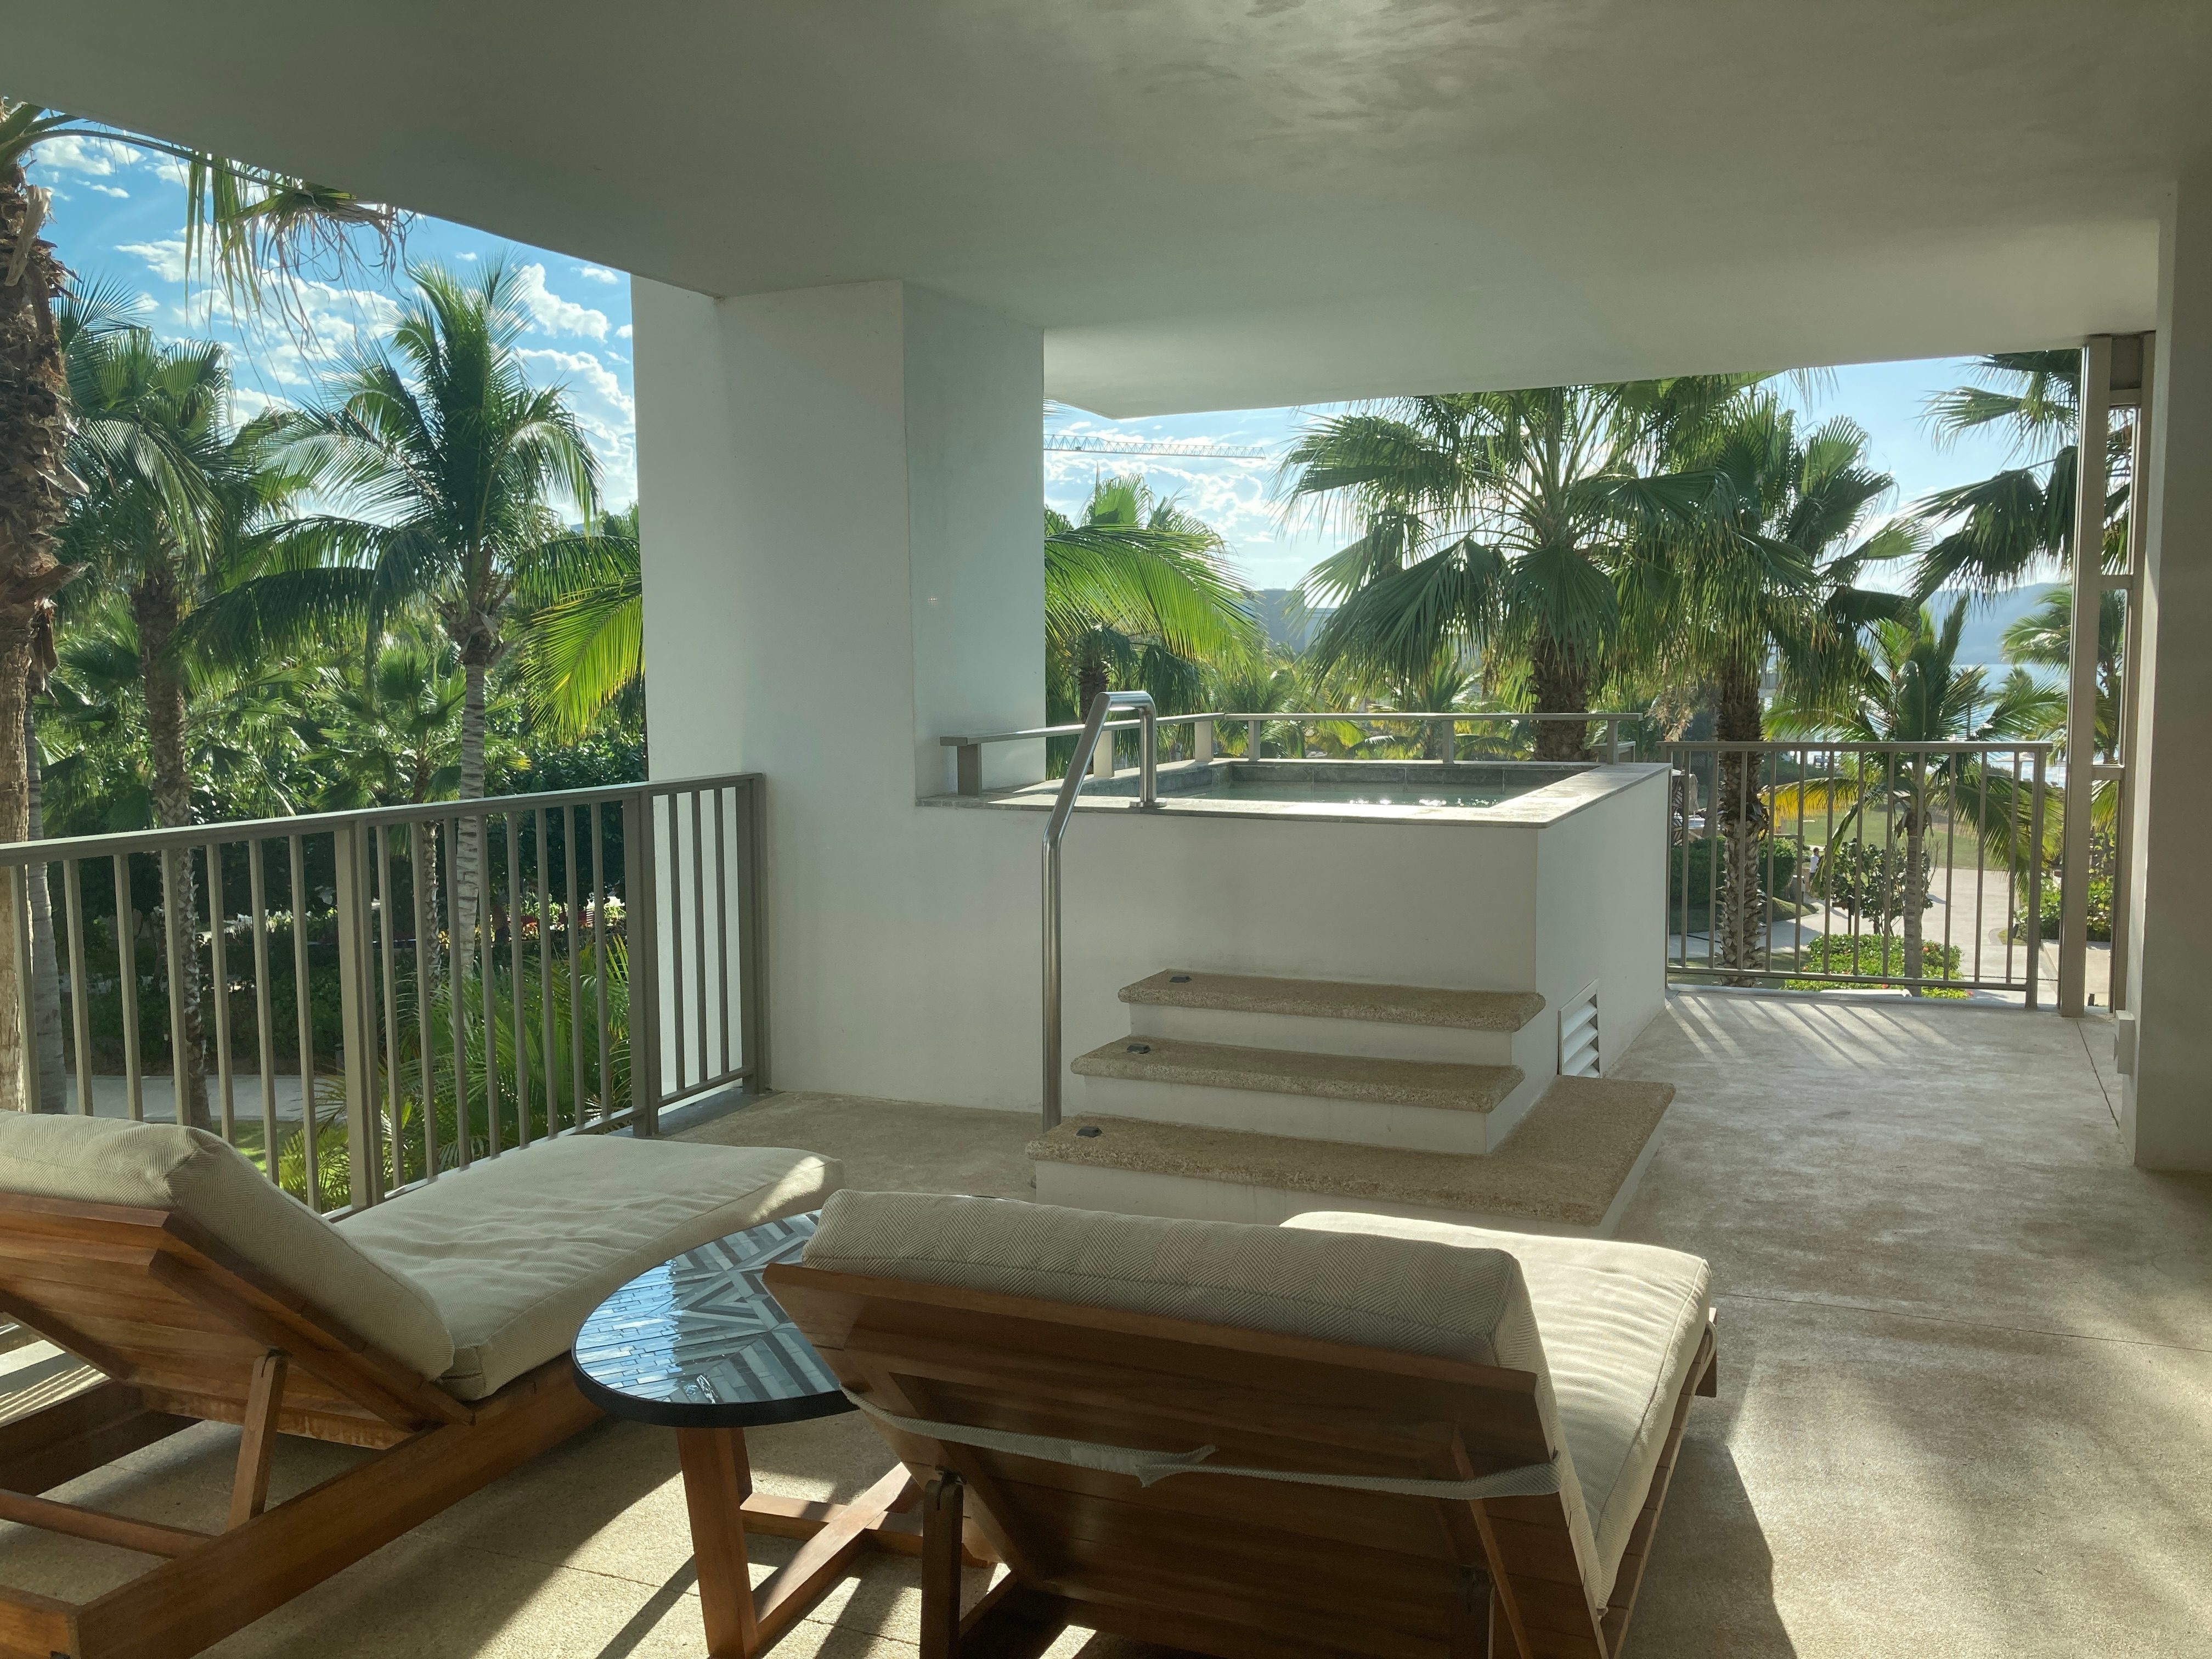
[454,655,489,952]
[0,151,80,1114]
[1528,635,1591,762]
[1902,806,1928,995]
[26,710,65,1110]
[133,577,210,1130]
[1075,647,1110,726]
[1711,664,1768,986]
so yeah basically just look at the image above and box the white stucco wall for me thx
[635,276,1666,1113]
[1533,769,1669,1074]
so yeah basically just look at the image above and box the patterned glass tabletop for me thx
[569,1211,848,1429]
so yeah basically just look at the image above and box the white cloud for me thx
[511,263,608,340]
[517,347,634,420]
[616,323,633,340]
[35,134,139,177]
[151,158,191,187]
[117,239,189,283]
[457,250,478,261]
[575,264,620,284]
[228,386,294,423]
[87,182,129,199]
[515,346,635,506]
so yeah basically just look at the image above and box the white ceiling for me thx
[8,2,2203,414]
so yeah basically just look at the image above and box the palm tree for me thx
[1773,599,2061,992]
[1910,351,2131,595]
[1283,386,1730,759]
[1634,396,1917,978]
[276,262,600,941]
[518,505,642,743]
[0,103,397,1110]
[54,323,312,1126]
[305,632,468,808]
[1044,477,1256,730]
[2000,585,2124,763]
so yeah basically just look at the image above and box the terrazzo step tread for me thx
[1122,970,1545,1032]
[1029,1074,1674,1229]
[1070,1034,1522,1114]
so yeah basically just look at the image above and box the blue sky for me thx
[30,133,637,506]
[37,128,2030,599]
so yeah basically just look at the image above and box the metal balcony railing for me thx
[941,709,1645,793]
[1666,741,2052,1001]
[0,775,765,1215]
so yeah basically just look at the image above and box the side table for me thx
[571,1210,926,1656]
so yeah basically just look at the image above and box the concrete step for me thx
[1071,1034,1530,1153]
[1121,970,1543,1065]
[1030,1074,1674,1239]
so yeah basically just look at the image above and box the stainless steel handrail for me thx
[943,708,1649,795]
[1041,690,1155,1130]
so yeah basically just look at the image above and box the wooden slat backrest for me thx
[0,1195,465,1446]
[768,1263,1613,1659]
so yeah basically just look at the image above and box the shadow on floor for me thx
[1632,1436,1797,1658]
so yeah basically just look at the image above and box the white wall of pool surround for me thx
[635,275,1667,1112]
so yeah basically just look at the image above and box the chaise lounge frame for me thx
[0,1192,609,1659]
[768,1261,1718,1659]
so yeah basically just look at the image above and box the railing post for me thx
[332,825,382,1209]
[1090,731,1116,780]
[629,788,663,1136]
[954,741,983,798]
[1247,718,1262,760]
[735,778,769,1092]
[2058,337,2112,1018]
[2027,748,2048,1012]
[1139,706,1158,808]
[1194,718,1214,765]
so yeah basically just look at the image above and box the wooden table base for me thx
[675,1425,941,1657]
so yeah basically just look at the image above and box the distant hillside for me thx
[1250,583,2059,668]
[1931,583,2059,669]
[1251,588,1329,651]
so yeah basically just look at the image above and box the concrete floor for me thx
[3,991,2208,1657]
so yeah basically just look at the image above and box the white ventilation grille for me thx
[1559,981,1601,1079]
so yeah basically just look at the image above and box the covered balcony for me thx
[3,4,2211,1657]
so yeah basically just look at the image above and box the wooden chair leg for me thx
[1449,1563,1493,1658]
[678,1426,761,1657]
[919,1471,964,1659]
[226,1351,286,1530]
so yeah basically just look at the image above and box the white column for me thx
[633,279,1047,1102]
[2123,173,2212,1170]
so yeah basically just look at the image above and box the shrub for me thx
[2017,832,2114,943]
[1785,934,1967,997]
[1812,837,1932,929]
[1668,837,1804,933]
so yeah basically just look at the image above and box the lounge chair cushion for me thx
[802,1190,1600,1576]
[1285,1212,1711,1607]
[0,1114,456,1384]
[342,1137,839,1399]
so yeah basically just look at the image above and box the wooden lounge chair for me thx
[770,1193,1718,1659]
[0,1112,839,1659]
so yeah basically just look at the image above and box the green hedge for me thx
[1784,934,1968,997]
[1669,838,1804,934]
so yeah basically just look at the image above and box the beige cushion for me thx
[1285,1212,1711,1607]
[342,1137,839,1399]
[0,1113,455,1383]
[802,1190,1598,1582]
